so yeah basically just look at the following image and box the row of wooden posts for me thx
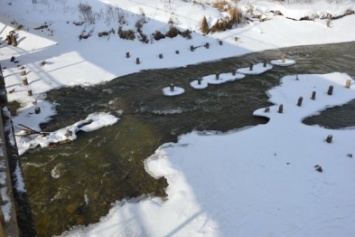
[265,80,352,144]
[125,41,218,65]
[20,69,41,114]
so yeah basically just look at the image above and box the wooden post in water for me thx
[297,96,303,107]
[136,58,140,64]
[159,53,163,59]
[205,43,209,49]
[263,59,267,67]
[264,107,270,113]
[281,54,286,63]
[197,78,202,85]
[327,85,334,95]
[169,83,175,92]
[232,70,236,76]
[249,63,253,71]
[215,73,220,80]
[27,90,33,97]
[126,52,130,58]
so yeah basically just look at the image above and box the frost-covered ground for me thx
[0,0,355,236]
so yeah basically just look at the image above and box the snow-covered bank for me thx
[60,72,355,237]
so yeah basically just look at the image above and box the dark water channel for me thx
[18,42,355,236]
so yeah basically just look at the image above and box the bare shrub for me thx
[118,27,135,40]
[229,6,242,24]
[210,18,232,33]
[78,3,95,24]
[166,26,179,38]
[180,29,192,39]
[212,0,229,11]
[152,30,166,41]
[200,16,209,35]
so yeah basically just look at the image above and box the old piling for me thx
[22,78,28,86]
[169,83,175,92]
[278,104,283,113]
[311,91,316,100]
[326,135,333,143]
[327,85,333,95]
[345,79,351,88]
[297,97,303,107]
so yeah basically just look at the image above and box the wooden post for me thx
[345,79,351,89]
[205,43,209,49]
[34,107,41,114]
[27,90,33,96]
[232,70,236,76]
[190,45,195,52]
[278,104,283,113]
[326,135,333,143]
[159,53,163,59]
[297,97,303,107]
[263,60,267,67]
[264,107,270,113]
[327,85,333,95]
[281,54,286,63]
[136,58,140,64]
[249,63,253,71]
[175,50,179,54]
[218,40,223,45]
[215,73,219,80]
[11,34,18,47]
[311,91,316,100]
[22,77,29,86]
[197,78,202,85]
[126,52,130,58]
[169,83,175,92]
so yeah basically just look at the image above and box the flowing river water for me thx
[15,42,355,236]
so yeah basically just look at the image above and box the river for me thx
[16,42,355,236]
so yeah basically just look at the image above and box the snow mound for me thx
[203,72,245,85]
[271,59,296,66]
[162,86,185,96]
[237,63,273,75]
[190,79,209,90]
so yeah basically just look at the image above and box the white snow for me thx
[16,112,119,155]
[271,58,296,66]
[162,86,186,96]
[1,0,355,236]
[203,72,246,85]
[237,62,273,75]
[190,78,209,90]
